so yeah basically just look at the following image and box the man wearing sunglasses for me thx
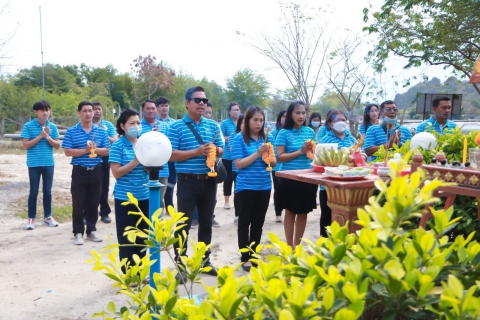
[168,86,224,282]
[364,100,412,160]
[416,96,458,134]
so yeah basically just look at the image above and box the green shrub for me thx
[89,163,480,319]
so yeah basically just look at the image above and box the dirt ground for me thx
[0,153,322,319]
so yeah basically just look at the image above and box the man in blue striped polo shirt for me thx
[140,99,169,210]
[93,101,117,224]
[416,96,458,134]
[364,100,412,161]
[21,100,61,230]
[62,101,110,245]
[155,96,177,212]
[168,86,224,281]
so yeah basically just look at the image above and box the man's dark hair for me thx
[33,100,51,111]
[141,99,156,109]
[432,96,451,108]
[206,102,213,108]
[116,109,139,136]
[283,101,307,130]
[228,102,240,111]
[78,101,94,112]
[155,96,170,106]
[380,100,396,111]
[185,86,205,100]
[92,101,102,107]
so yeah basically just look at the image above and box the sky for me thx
[0,0,451,101]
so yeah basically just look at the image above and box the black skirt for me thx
[277,177,318,214]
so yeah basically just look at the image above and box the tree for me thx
[13,63,78,94]
[130,55,175,105]
[0,1,18,71]
[226,68,270,111]
[248,1,331,110]
[325,34,373,136]
[363,0,480,95]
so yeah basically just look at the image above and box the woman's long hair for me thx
[363,103,379,132]
[242,106,266,146]
[275,110,287,131]
[283,101,307,130]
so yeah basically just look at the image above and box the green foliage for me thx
[226,68,270,111]
[91,165,480,319]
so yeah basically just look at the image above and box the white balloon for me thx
[410,132,437,150]
[135,131,172,167]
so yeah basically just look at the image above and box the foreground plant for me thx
[90,164,480,319]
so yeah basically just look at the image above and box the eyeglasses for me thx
[384,107,398,113]
[189,98,208,104]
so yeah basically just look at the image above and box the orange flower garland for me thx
[207,144,217,177]
[306,140,316,160]
[262,142,275,171]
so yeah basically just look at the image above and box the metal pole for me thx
[146,169,162,289]
[39,6,45,100]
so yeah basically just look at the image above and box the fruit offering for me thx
[306,140,317,160]
[207,144,217,177]
[262,142,275,171]
[313,147,349,167]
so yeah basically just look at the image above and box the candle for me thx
[463,136,467,164]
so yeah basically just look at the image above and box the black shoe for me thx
[100,216,111,223]
[175,271,187,284]
[241,263,251,272]
[202,262,218,276]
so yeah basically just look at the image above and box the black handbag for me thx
[184,121,227,183]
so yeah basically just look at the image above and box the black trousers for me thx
[164,162,177,209]
[99,155,111,217]
[174,176,217,262]
[222,159,234,196]
[271,171,282,216]
[114,198,149,273]
[319,189,331,238]
[233,172,238,217]
[71,165,103,235]
[236,189,271,263]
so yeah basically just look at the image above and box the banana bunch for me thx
[313,147,350,166]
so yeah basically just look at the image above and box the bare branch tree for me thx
[249,2,331,111]
[325,34,373,136]
[0,1,19,71]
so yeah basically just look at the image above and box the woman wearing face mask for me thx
[308,112,322,139]
[318,109,357,237]
[109,109,149,272]
[359,104,380,139]
[276,101,318,249]
[270,110,286,223]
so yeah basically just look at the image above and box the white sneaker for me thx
[74,233,84,245]
[87,231,103,242]
[25,218,35,230]
[223,203,231,210]
[43,216,59,227]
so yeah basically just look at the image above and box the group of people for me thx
[21,88,456,278]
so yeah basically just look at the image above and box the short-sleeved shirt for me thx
[227,132,240,172]
[364,124,413,161]
[315,125,329,142]
[159,116,176,126]
[220,118,238,160]
[20,119,60,167]
[109,135,149,201]
[416,116,458,135]
[232,134,273,192]
[276,126,315,170]
[168,115,225,174]
[95,119,117,139]
[62,122,110,167]
[269,128,282,172]
[140,119,169,177]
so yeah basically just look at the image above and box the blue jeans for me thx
[28,166,54,219]
[174,176,217,262]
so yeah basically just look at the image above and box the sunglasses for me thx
[189,98,209,104]
[384,108,398,113]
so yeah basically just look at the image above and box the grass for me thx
[0,139,64,155]
[15,192,73,222]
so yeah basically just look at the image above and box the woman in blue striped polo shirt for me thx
[232,106,275,272]
[319,109,357,237]
[276,101,318,249]
[359,103,380,139]
[109,109,149,271]
[227,114,244,225]
[270,110,286,223]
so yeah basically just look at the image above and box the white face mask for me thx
[333,121,347,133]
[311,121,320,128]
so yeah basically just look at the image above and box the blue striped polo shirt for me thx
[168,115,225,174]
[276,126,316,170]
[95,119,117,139]
[109,135,149,201]
[232,133,273,192]
[415,116,458,134]
[20,119,60,167]
[62,122,110,167]
[359,123,379,135]
[140,118,170,177]
[315,125,330,142]
[228,132,240,172]
[159,116,176,126]
[221,118,237,160]
[269,128,282,172]
[364,124,413,161]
